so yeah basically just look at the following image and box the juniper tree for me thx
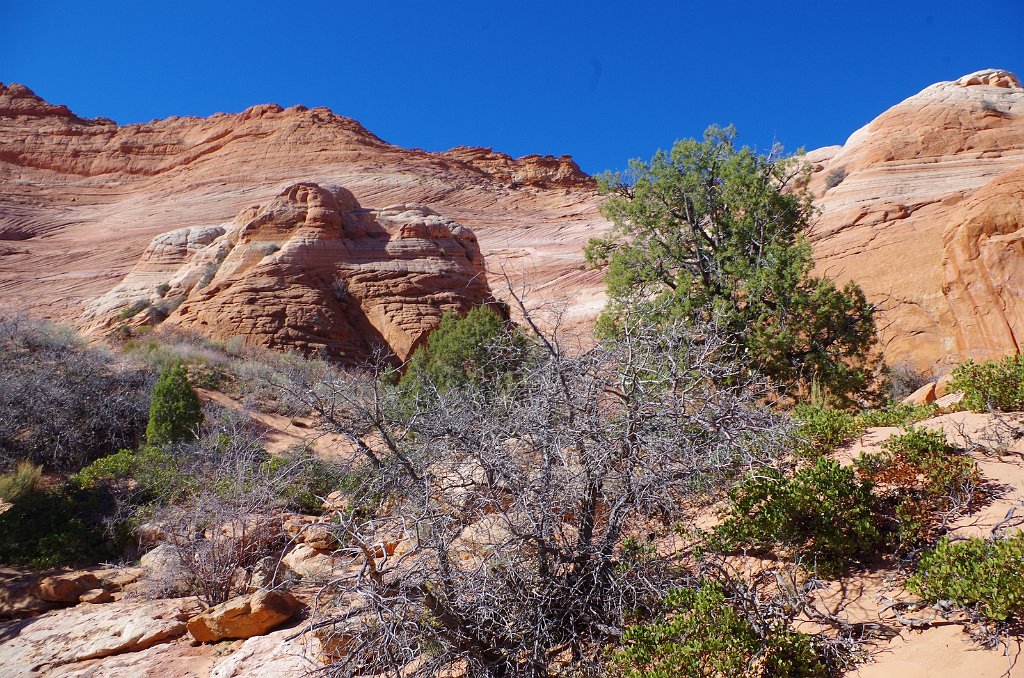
[585,125,877,404]
[146,361,202,445]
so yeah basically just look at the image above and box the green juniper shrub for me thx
[908,533,1024,622]
[855,402,938,429]
[146,361,203,445]
[399,304,529,397]
[610,582,829,678]
[951,356,1024,412]
[0,479,129,569]
[855,427,980,550]
[74,445,189,504]
[793,404,860,456]
[713,457,881,576]
[118,298,150,320]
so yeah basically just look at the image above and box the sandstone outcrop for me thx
[5,70,1024,367]
[0,597,197,673]
[809,69,1024,368]
[0,82,604,335]
[81,182,494,360]
[186,590,300,643]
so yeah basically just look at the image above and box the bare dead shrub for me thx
[0,312,152,471]
[136,411,317,607]
[281,308,793,676]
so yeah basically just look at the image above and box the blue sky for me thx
[2,1,1022,174]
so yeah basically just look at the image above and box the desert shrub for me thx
[263,451,352,514]
[146,361,203,445]
[908,533,1024,622]
[856,427,980,549]
[149,296,184,321]
[884,360,934,402]
[951,356,1024,412]
[130,412,311,606]
[0,313,152,471]
[586,126,877,404]
[0,460,43,503]
[611,582,828,677]
[823,166,848,191]
[74,446,188,503]
[713,457,881,576]
[855,402,937,429]
[399,304,528,395]
[119,298,150,320]
[0,481,127,569]
[155,282,171,297]
[793,404,859,455]
[287,317,791,676]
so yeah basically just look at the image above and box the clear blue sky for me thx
[2,1,1022,174]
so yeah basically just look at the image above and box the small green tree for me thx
[400,305,527,395]
[585,125,877,403]
[146,362,203,445]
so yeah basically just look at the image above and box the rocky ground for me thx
[3,393,1024,677]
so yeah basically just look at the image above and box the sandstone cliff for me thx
[0,82,606,335]
[808,69,1024,369]
[4,71,1024,367]
[81,182,493,361]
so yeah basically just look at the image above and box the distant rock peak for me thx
[952,69,1022,90]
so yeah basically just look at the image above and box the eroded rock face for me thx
[81,182,495,361]
[809,69,1024,368]
[0,82,604,333]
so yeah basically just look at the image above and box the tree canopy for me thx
[585,125,877,403]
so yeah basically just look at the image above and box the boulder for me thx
[934,373,956,399]
[0,569,59,618]
[299,524,337,551]
[186,590,300,643]
[209,624,322,678]
[31,572,101,603]
[79,589,114,604]
[808,69,1024,369]
[282,543,346,578]
[83,183,499,363]
[902,381,937,406]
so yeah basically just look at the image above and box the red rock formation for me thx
[0,82,605,336]
[82,183,495,361]
[809,69,1024,369]
[6,70,1024,367]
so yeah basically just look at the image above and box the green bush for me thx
[793,404,858,455]
[713,457,880,576]
[610,583,828,677]
[908,533,1024,622]
[74,446,189,502]
[856,402,937,429]
[856,427,980,549]
[400,305,527,395]
[146,361,203,445]
[587,125,877,404]
[119,298,150,320]
[263,453,357,514]
[951,356,1024,412]
[0,460,43,502]
[0,481,127,569]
